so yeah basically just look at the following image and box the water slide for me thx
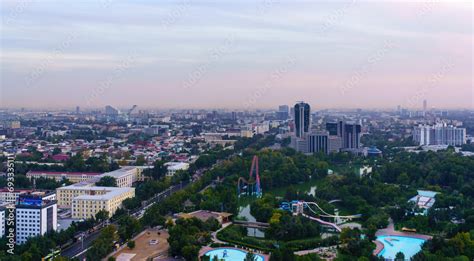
[301,213,342,232]
[303,202,361,219]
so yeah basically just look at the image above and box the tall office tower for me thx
[326,121,361,149]
[76,106,80,114]
[105,105,120,116]
[326,122,340,136]
[277,105,289,120]
[294,102,310,138]
[16,194,57,244]
[344,122,362,149]
[423,100,428,112]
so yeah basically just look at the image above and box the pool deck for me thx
[199,246,270,261]
[373,219,432,256]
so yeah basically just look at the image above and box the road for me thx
[61,181,190,260]
[61,153,237,260]
[61,229,101,259]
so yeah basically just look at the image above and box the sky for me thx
[0,0,473,110]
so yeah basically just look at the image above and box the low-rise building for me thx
[26,171,102,183]
[0,188,33,204]
[408,190,438,216]
[165,162,190,177]
[57,185,135,219]
[101,166,144,187]
[177,210,232,225]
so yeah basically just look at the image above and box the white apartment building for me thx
[15,195,57,244]
[101,166,143,187]
[164,162,190,177]
[413,123,466,146]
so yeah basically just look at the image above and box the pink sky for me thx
[1,1,472,109]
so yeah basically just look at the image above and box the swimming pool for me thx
[377,235,426,260]
[203,248,265,261]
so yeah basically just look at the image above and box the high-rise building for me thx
[105,105,120,116]
[294,102,310,138]
[326,121,361,149]
[423,100,428,112]
[16,194,57,244]
[344,122,362,149]
[328,135,342,153]
[413,123,466,146]
[276,105,289,120]
[76,106,80,114]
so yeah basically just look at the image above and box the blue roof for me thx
[417,190,438,198]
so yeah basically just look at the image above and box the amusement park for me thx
[197,148,441,261]
[235,155,361,233]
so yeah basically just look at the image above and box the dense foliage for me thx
[168,217,220,261]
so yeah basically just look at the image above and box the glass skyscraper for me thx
[294,102,310,138]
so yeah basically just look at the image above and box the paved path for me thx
[375,219,432,240]
[210,222,232,244]
[294,245,338,260]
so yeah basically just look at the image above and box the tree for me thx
[117,216,141,241]
[395,252,405,261]
[144,160,168,180]
[87,225,118,261]
[95,209,110,223]
[127,240,135,249]
[245,251,257,261]
[96,176,117,187]
[135,155,146,166]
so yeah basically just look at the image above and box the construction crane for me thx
[127,105,137,117]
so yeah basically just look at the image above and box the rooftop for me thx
[59,185,135,201]
[27,170,102,176]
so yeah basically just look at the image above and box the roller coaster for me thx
[237,155,262,197]
[280,200,361,232]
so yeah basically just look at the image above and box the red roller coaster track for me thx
[237,155,262,197]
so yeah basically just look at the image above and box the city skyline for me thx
[1,1,473,109]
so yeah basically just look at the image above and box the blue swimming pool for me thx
[204,248,265,261]
[377,235,426,260]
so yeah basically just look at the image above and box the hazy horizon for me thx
[1,1,473,109]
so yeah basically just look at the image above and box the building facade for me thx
[57,185,135,219]
[413,124,466,146]
[326,121,361,149]
[294,102,310,138]
[308,131,329,154]
[101,166,143,187]
[276,105,289,120]
[0,206,5,239]
[15,194,57,244]
[26,171,102,183]
[0,189,33,204]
